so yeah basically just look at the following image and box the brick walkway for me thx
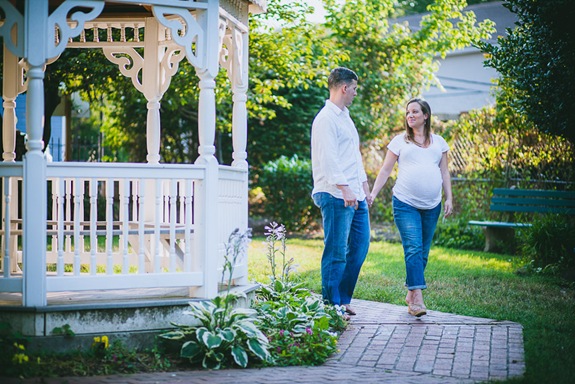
[9,299,525,384]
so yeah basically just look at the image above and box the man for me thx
[311,67,371,319]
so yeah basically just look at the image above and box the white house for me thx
[396,1,517,119]
[0,0,265,339]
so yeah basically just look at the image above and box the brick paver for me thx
[7,299,525,384]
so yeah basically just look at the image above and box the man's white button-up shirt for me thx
[311,100,367,200]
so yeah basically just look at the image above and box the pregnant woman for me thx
[370,98,453,317]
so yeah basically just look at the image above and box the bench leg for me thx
[483,227,516,253]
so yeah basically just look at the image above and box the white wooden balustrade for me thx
[0,162,248,296]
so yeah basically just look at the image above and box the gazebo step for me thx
[0,284,259,353]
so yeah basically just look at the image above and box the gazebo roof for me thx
[5,0,266,18]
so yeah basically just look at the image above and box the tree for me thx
[244,0,345,169]
[323,0,495,142]
[480,0,575,142]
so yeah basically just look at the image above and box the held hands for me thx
[337,184,379,209]
[367,192,377,208]
[366,194,374,208]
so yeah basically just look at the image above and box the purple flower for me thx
[306,327,313,335]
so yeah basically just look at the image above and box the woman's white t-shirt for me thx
[387,133,449,210]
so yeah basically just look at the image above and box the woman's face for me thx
[406,102,428,129]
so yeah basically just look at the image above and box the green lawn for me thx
[248,237,575,384]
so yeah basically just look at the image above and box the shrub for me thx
[258,156,320,232]
[433,218,485,250]
[519,214,575,279]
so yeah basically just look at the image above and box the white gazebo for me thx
[0,0,265,337]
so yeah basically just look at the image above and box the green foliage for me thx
[160,291,272,369]
[480,0,575,142]
[248,0,346,120]
[0,329,173,378]
[253,225,342,366]
[323,0,495,141]
[258,156,320,231]
[449,107,575,183]
[433,218,485,250]
[257,301,338,366]
[248,84,325,172]
[0,323,31,377]
[93,340,168,374]
[519,215,575,278]
[51,324,76,338]
[160,229,271,369]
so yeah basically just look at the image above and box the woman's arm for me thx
[370,150,398,201]
[439,151,453,217]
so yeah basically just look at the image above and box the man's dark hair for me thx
[328,67,358,90]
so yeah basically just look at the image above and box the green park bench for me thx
[468,188,575,252]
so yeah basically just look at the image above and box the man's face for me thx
[343,80,358,107]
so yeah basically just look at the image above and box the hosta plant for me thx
[160,229,272,369]
[160,291,271,369]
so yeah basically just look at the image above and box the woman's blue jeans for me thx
[312,192,370,306]
[392,196,441,291]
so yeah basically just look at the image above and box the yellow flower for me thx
[93,335,109,349]
[101,335,109,349]
[13,342,25,350]
[12,353,29,364]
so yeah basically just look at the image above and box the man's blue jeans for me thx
[392,196,441,290]
[313,192,370,306]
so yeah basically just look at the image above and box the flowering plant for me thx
[253,222,340,366]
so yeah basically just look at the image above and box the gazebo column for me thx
[194,70,219,298]
[230,28,249,171]
[143,17,163,165]
[146,99,161,164]
[2,43,24,275]
[21,0,48,307]
[141,18,163,264]
[193,1,220,298]
[2,45,22,162]
[196,72,218,164]
[228,26,249,285]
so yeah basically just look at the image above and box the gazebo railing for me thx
[0,162,248,298]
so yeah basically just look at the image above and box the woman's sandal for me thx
[408,303,427,317]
